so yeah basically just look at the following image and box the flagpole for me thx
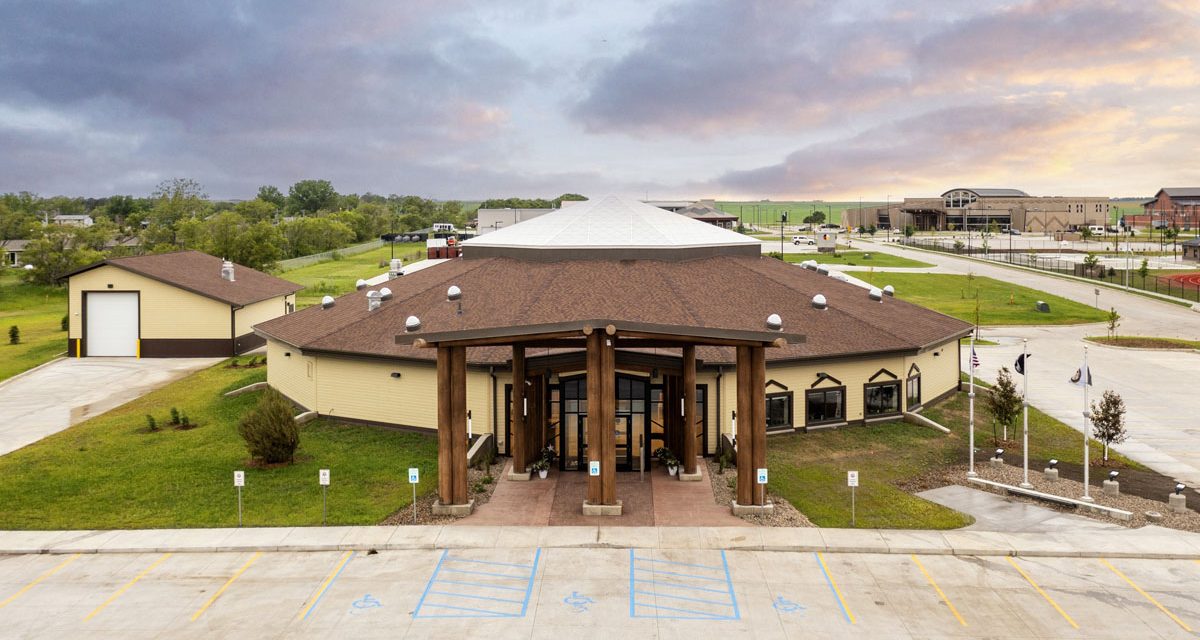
[1019,339,1032,489]
[1081,345,1093,502]
[967,328,977,478]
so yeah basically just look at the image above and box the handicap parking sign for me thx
[589,461,600,476]
[756,468,768,484]
[408,468,419,484]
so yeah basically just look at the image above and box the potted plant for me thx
[654,447,680,476]
[532,457,550,479]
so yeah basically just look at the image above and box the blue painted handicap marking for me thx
[629,549,740,621]
[413,549,542,619]
[772,596,805,615]
[349,594,383,616]
[563,591,595,613]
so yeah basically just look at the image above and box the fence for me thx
[902,238,1200,303]
[275,239,385,271]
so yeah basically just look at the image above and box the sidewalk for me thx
[3,523,1198,558]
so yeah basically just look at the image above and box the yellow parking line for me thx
[1005,557,1078,629]
[297,551,354,621]
[84,553,173,621]
[1101,558,1192,632]
[814,551,856,624]
[0,554,81,610]
[911,554,967,627]
[190,552,262,621]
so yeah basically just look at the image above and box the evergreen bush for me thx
[237,388,300,464]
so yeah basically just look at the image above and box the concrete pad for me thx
[215,526,296,552]
[45,529,125,554]
[492,525,543,548]
[337,525,397,550]
[596,526,658,549]
[279,525,355,550]
[918,484,1124,533]
[0,529,100,554]
[879,529,954,555]
[699,526,765,551]
[655,526,706,549]
[757,526,826,552]
[535,526,598,548]
[383,526,441,550]
[818,528,887,553]
[937,529,1018,556]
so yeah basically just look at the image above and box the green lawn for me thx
[856,273,1109,326]
[0,270,67,382]
[280,243,424,308]
[779,251,933,268]
[718,201,874,225]
[766,420,972,529]
[0,361,439,529]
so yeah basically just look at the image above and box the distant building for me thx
[844,188,1111,232]
[2,239,29,266]
[674,200,739,229]
[475,208,556,235]
[1183,237,1200,262]
[52,214,94,227]
[476,199,735,234]
[1129,188,1200,230]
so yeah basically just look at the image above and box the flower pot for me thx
[538,469,549,479]
[668,465,678,476]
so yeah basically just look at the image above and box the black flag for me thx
[1014,353,1031,375]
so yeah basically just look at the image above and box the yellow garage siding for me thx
[266,339,317,410]
[68,265,230,340]
[236,295,292,336]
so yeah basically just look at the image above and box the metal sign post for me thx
[319,469,330,525]
[408,467,420,524]
[847,471,859,527]
[233,471,245,527]
[757,468,768,505]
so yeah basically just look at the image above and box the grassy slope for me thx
[766,420,971,529]
[280,243,424,307]
[0,362,439,529]
[857,273,1109,326]
[0,270,67,382]
[779,251,934,268]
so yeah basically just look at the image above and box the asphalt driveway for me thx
[0,357,222,456]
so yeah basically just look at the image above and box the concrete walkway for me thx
[0,357,222,456]
[918,485,1123,532]
[858,239,1200,488]
[2,522,1198,558]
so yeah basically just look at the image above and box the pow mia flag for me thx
[1014,353,1031,375]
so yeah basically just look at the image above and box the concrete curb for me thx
[1080,338,1200,354]
[3,524,1199,559]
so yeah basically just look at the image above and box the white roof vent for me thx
[812,294,828,310]
[405,315,422,332]
[868,287,884,302]
[379,287,393,301]
[801,260,818,270]
[367,290,382,311]
[766,313,782,331]
[816,265,830,275]
[883,284,895,297]
[447,285,462,301]
[355,279,368,290]
[220,259,235,282]
[321,295,335,309]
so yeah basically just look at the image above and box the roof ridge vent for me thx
[321,295,335,309]
[801,260,817,270]
[405,315,422,332]
[883,284,895,297]
[816,265,829,275]
[379,287,393,301]
[355,279,367,290]
[766,313,782,331]
[812,294,827,310]
[868,287,883,302]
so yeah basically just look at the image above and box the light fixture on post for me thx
[1044,458,1059,482]
[1104,470,1120,497]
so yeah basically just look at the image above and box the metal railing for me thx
[275,239,385,271]
[902,238,1200,303]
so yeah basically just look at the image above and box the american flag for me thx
[970,348,980,369]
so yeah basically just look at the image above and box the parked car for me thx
[1005,228,1022,235]
[792,235,815,245]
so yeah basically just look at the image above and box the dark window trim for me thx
[863,380,902,418]
[804,385,846,427]
[811,372,842,388]
[868,367,898,383]
[907,363,921,377]
[765,391,794,430]
[906,374,922,410]
[765,379,789,391]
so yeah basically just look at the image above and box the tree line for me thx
[4,179,576,285]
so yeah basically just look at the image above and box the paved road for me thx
[0,357,222,456]
[1,545,1198,638]
[850,239,1200,488]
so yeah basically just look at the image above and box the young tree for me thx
[287,179,339,215]
[1083,252,1100,275]
[237,388,300,464]
[1106,307,1121,339]
[1090,389,1127,462]
[986,367,1022,443]
[1137,258,1150,284]
[257,185,286,208]
[1080,226,1094,244]
[903,225,915,238]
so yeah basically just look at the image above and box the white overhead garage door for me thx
[86,292,139,357]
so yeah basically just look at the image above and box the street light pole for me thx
[780,211,787,254]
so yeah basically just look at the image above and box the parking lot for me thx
[2,547,1198,638]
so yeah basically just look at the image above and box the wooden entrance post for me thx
[735,346,753,505]
[750,345,767,505]
[583,330,620,514]
[680,344,700,480]
[510,345,529,479]
[434,345,472,515]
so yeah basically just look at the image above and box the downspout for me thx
[489,366,498,456]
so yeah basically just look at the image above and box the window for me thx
[906,375,921,409]
[765,392,793,430]
[805,387,845,425]
[864,382,901,417]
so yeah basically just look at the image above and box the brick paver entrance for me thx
[457,460,745,526]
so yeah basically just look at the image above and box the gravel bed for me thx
[949,463,1200,532]
[380,460,503,526]
[705,459,814,527]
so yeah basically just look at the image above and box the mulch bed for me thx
[380,459,503,526]
[705,459,814,527]
[1087,336,1199,350]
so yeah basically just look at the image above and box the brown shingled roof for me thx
[63,250,303,306]
[254,255,971,366]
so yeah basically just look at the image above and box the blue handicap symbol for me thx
[772,596,805,615]
[352,594,383,610]
[563,591,595,613]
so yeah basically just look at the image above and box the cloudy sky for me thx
[2,0,1198,200]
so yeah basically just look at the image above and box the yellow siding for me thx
[266,339,317,409]
[68,265,230,340]
[236,295,292,336]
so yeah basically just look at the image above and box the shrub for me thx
[145,414,158,432]
[170,407,181,425]
[61,315,68,331]
[181,414,190,427]
[237,388,300,464]
[8,325,18,345]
